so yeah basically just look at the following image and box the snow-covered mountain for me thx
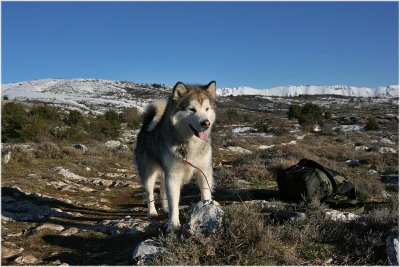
[2,79,398,114]
[1,78,171,114]
[217,84,399,98]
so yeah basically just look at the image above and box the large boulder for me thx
[183,200,224,238]
[132,239,169,265]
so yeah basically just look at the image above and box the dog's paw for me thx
[147,210,158,217]
[166,221,181,233]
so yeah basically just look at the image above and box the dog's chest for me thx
[178,139,210,161]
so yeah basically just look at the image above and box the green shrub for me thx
[104,109,121,124]
[298,103,323,125]
[226,108,240,122]
[365,116,379,131]
[253,120,267,133]
[18,114,49,142]
[3,96,9,100]
[30,105,60,121]
[288,104,302,120]
[1,102,28,141]
[89,115,120,140]
[324,111,332,120]
[68,110,86,126]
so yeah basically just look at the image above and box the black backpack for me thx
[277,158,363,213]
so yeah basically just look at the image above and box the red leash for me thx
[183,159,213,194]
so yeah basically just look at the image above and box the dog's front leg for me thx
[165,167,185,232]
[196,161,213,201]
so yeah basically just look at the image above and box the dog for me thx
[134,81,217,232]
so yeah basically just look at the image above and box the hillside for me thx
[2,79,398,115]
[1,78,399,265]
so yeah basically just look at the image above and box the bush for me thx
[1,102,28,141]
[365,116,379,131]
[104,109,121,124]
[89,114,120,140]
[253,120,267,133]
[3,96,9,100]
[30,105,60,121]
[298,103,323,126]
[288,104,302,120]
[121,107,141,129]
[18,114,49,142]
[324,111,332,120]
[68,110,86,126]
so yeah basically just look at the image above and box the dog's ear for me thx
[173,82,188,100]
[205,81,216,98]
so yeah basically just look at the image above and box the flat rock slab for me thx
[183,200,224,238]
[93,216,153,236]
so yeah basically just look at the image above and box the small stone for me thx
[14,255,40,264]
[346,160,359,167]
[60,227,79,236]
[33,223,65,233]
[71,144,88,153]
[132,239,169,265]
[104,140,121,149]
[2,247,24,259]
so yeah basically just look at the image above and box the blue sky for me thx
[2,1,398,88]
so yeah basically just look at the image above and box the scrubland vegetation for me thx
[1,93,398,265]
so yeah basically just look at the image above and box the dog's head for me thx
[171,81,216,140]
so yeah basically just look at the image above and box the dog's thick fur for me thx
[134,81,216,231]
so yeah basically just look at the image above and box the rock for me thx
[104,140,121,149]
[271,210,306,223]
[132,239,170,265]
[71,144,88,153]
[32,223,65,233]
[323,209,363,223]
[14,255,40,265]
[386,230,399,266]
[3,151,11,164]
[2,247,24,259]
[346,159,359,167]
[93,216,153,236]
[379,147,397,153]
[226,146,252,154]
[381,138,395,145]
[183,200,224,237]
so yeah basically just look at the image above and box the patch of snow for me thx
[232,127,252,134]
[339,124,363,133]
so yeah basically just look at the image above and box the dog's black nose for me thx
[201,120,210,129]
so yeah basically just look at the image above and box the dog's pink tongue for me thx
[198,130,209,140]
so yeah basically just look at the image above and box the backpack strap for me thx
[325,197,365,215]
[298,159,338,194]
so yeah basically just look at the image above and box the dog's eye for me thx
[189,108,197,113]
[206,108,210,111]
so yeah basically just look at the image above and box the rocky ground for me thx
[1,94,399,265]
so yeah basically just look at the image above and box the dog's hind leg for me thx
[141,163,160,217]
[160,173,168,213]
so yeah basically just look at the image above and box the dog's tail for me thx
[141,100,167,132]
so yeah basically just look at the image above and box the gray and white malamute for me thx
[134,81,216,232]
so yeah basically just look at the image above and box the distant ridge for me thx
[1,78,398,114]
[216,84,399,98]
